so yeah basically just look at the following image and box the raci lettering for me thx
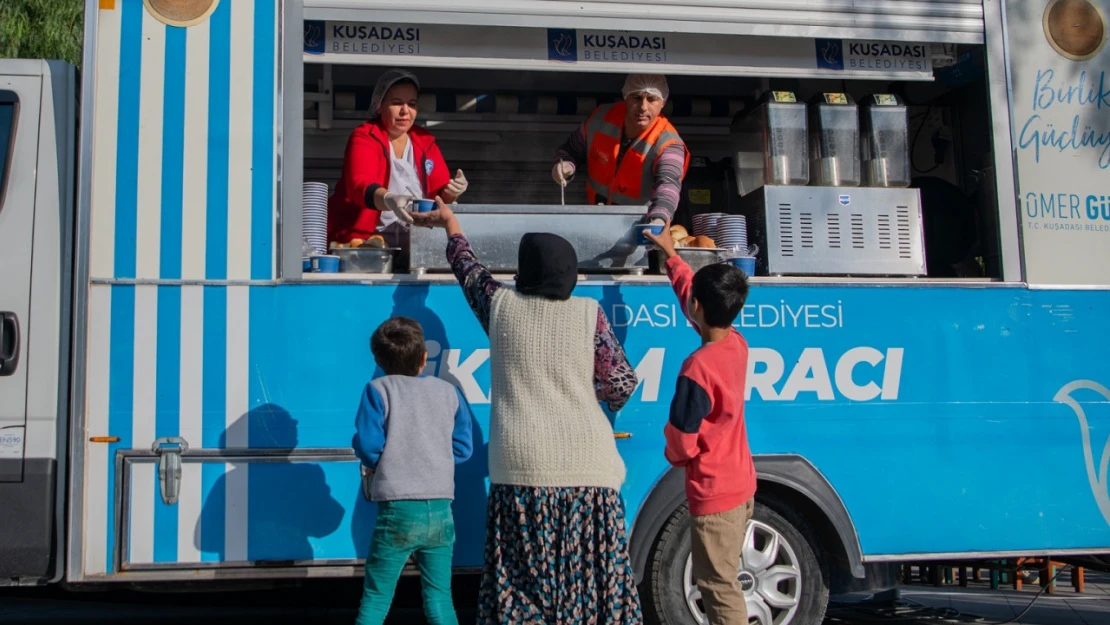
[747,347,904,402]
[1018,69,1110,169]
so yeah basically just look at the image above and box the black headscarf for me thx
[515,233,578,300]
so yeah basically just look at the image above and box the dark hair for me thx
[370,317,426,376]
[691,263,750,328]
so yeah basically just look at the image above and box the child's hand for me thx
[644,224,678,259]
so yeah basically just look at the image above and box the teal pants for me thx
[356,499,458,625]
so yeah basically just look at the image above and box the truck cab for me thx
[0,60,76,584]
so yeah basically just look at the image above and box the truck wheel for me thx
[641,498,829,625]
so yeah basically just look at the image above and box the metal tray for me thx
[332,247,400,273]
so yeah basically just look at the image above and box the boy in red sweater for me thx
[645,226,755,625]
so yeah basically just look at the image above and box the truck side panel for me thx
[81,280,1110,576]
[78,0,278,578]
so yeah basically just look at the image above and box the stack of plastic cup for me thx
[303,182,330,255]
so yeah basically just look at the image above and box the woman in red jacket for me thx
[328,69,468,245]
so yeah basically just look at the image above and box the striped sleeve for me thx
[645,142,687,223]
[555,121,589,172]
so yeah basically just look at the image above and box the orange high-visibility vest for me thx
[584,101,689,205]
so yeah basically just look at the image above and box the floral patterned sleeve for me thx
[594,309,638,412]
[446,233,504,335]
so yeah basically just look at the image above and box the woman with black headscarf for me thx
[414,200,643,625]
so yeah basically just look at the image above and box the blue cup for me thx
[729,256,757,276]
[312,255,340,273]
[302,257,312,272]
[637,223,665,245]
[414,199,436,213]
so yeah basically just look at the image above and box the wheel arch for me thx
[629,454,864,583]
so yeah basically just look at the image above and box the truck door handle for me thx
[0,312,19,376]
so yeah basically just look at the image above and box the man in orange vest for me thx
[553,74,690,227]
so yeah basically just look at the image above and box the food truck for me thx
[2,0,1110,623]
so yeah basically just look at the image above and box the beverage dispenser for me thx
[861,94,911,188]
[730,91,808,196]
[808,93,860,187]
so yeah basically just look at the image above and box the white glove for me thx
[444,169,468,198]
[552,161,576,186]
[382,192,414,225]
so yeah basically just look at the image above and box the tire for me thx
[641,498,829,625]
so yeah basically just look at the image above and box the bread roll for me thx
[364,235,387,248]
[691,235,716,248]
[349,238,364,248]
[670,224,689,241]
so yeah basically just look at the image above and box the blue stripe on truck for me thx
[160,26,187,280]
[206,1,231,281]
[251,0,276,281]
[114,0,143,280]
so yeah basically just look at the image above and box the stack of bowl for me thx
[692,212,724,237]
[714,215,749,255]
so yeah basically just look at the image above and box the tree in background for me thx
[0,0,84,66]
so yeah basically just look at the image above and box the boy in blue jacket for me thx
[352,317,474,625]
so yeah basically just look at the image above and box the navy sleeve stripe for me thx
[669,375,711,434]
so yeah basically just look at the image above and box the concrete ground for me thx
[1,569,1108,624]
[826,569,1110,625]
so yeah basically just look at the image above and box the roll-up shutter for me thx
[304,0,985,44]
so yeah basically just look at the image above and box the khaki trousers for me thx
[690,499,755,625]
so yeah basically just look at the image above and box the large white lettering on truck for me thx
[423,341,904,404]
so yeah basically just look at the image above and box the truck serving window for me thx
[0,91,16,209]
[299,63,1004,283]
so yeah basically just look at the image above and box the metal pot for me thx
[333,247,398,273]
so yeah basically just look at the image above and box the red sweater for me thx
[662,255,757,516]
[328,122,451,243]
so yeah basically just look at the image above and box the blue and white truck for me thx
[2,2,1109,624]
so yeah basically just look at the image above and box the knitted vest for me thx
[487,289,626,490]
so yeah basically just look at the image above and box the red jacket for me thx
[328,122,451,243]
[662,255,756,516]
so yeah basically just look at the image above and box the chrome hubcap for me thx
[683,520,802,625]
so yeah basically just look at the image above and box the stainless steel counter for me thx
[408,204,651,274]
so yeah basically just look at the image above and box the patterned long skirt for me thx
[476,485,644,625]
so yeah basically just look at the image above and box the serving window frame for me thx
[277,0,1025,285]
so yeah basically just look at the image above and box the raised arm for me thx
[644,142,687,224]
[412,200,505,335]
[644,226,701,335]
[446,233,503,335]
